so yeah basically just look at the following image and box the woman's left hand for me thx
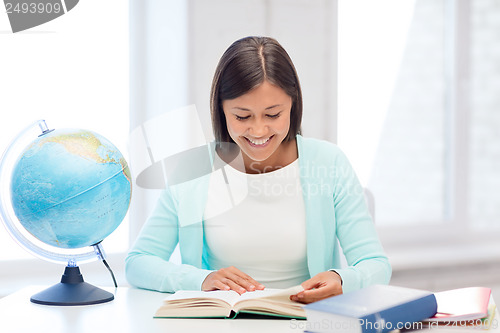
[290,271,343,304]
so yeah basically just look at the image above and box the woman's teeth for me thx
[248,136,271,145]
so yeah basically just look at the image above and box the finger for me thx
[294,290,323,304]
[296,287,340,304]
[301,276,321,291]
[302,288,326,299]
[212,280,231,291]
[228,274,261,291]
[224,279,248,295]
[226,267,264,291]
[201,272,218,291]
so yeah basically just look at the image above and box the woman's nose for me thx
[249,119,268,137]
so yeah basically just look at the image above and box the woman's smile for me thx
[245,135,274,147]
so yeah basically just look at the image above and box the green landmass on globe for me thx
[10,129,132,249]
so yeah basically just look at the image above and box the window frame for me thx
[338,0,500,269]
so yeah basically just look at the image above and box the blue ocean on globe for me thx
[10,129,132,249]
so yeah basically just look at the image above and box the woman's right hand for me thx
[201,266,265,295]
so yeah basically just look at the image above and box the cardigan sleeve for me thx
[125,187,213,292]
[329,147,392,293]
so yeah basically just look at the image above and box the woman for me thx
[126,36,391,304]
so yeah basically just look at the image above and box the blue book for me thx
[303,284,437,333]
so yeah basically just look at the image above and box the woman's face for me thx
[222,80,293,167]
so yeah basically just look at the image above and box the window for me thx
[338,0,500,234]
[468,0,500,229]
[0,1,129,260]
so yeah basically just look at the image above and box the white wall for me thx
[188,0,338,143]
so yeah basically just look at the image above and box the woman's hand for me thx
[290,271,343,304]
[202,266,265,295]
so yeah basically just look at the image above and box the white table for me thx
[0,286,302,333]
[0,286,498,333]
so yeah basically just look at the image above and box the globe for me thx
[0,120,132,306]
[11,128,132,249]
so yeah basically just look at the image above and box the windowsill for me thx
[386,240,500,271]
[2,227,499,298]
[378,225,500,272]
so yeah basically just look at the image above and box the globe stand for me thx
[0,121,129,307]
[30,266,114,306]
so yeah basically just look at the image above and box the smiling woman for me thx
[211,36,302,174]
[210,37,303,145]
[222,81,295,173]
[126,36,391,304]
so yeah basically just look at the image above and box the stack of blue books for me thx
[303,284,438,333]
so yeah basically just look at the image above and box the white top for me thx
[204,159,310,289]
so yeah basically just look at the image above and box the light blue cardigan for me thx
[125,135,391,293]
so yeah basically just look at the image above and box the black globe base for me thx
[30,266,114,306]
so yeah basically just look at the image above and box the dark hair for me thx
[210,36,303,144]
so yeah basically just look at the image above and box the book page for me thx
[161,285,302,306]
[233,285,306,318]
[163,289,241,306]
[236,284,304,302]
[156,290,241,318]
[155,285,305,318]
[424,287,491,322]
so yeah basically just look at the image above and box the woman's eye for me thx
[236,115,250,121]
[267,112,281,119]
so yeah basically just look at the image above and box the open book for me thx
[422,287,491,322]
[154,285,306,319]
[421,287,495,328]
